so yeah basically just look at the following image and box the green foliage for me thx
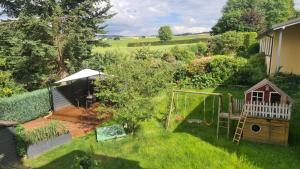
[0,0,113,90]
[158,26,173,42]
[211,31,244,55]
[211,31,258,56]
[212,0,296,34]
[94,59,175,132]
[0,58,25,97]
[83,51,125,72]
[15,121,68,157]
[190,74,218,89]
[134,47,162,60]
[24,121,68,145]
[161,52,177,63]
[15,125,27,157]
[170,46,195,61]
[127,38,208,47]
[0,89,50,122]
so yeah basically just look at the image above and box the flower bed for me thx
[15,121,70,158]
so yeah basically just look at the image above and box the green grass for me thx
[23,87,300,169]
[92,34,209,55]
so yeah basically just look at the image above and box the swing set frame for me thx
[165,90,224,134]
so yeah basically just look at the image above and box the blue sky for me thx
[1,0,300,36]
[107,0,300,36]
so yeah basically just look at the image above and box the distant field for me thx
[92,34,210,54]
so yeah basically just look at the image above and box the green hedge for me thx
[0,89,51,122]
[127,38,208,47]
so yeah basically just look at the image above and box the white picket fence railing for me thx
[244,102,292,120]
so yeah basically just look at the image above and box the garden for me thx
[1,0,300,168]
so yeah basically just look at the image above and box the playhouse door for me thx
[270,93,281,104]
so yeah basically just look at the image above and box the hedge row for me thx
[0,89,51,122]
[127,38,208,47]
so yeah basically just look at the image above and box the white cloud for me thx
[173,26,211,34]
[107,0,227,36]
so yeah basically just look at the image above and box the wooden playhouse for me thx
[242,79,293,145]
[218,79,293,145]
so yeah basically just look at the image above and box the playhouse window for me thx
[251,124,261,133]
[252,91,264,102]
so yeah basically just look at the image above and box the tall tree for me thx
[158,26,173,42]
[212,0,296,35]
[0,0,113,89]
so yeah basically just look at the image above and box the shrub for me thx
[161,52,176,63]
[170,46,195,61]
[186,58,212,76]
[134,47,162,60]
[211,31,258,56]
[208,55,248,84]
[0,89,51,122]
[194,42,208,56]
[83,51,125,71]
[190,74,218,89]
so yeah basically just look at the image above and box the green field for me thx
[93,34,209,54]
[24,87,300,169]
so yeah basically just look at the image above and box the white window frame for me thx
[269,92,281,103]
[251,91,264,103]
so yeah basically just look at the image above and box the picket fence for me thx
[244,102,292,120]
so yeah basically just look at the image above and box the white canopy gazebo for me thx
[52,69,105,110]
[55,69,104,84]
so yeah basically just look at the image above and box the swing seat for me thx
[187,119,203,124]
[219,112,240,120]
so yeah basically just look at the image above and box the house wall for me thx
[270,24,300,75]
[245,85,277,103]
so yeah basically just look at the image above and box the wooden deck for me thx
[50,103,102,124]
[219,112,240,120]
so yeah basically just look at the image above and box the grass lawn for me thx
[23,87,300,169]
[92,34,209,54]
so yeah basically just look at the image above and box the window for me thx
[251,124,261,133]
[270,92,281,104]
[252,91,264,102]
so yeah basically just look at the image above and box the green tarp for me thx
[96,124,126,141]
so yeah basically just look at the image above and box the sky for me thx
[107,0,300,36]
[1,0,300,36]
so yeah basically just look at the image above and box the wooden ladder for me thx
[233,111,248,144]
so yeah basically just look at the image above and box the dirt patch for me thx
[23,118,97,138]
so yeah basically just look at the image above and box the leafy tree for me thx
[0,58,24,97]
[158,26,173,42]
[212,0,296,34]
[0,0,114,89]
[94,59,174,132]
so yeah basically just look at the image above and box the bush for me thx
[191,42,208,56]
[211,31,258,56]
[134,47,162,60]
[0,89,51,122]
[83,51,125,71]
[190,74,218,89]
[161,52,176,63]
[170,46,195,61]
[209,55,248,83]
[186,58,212,76]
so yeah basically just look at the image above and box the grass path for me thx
[24,87,300,169]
